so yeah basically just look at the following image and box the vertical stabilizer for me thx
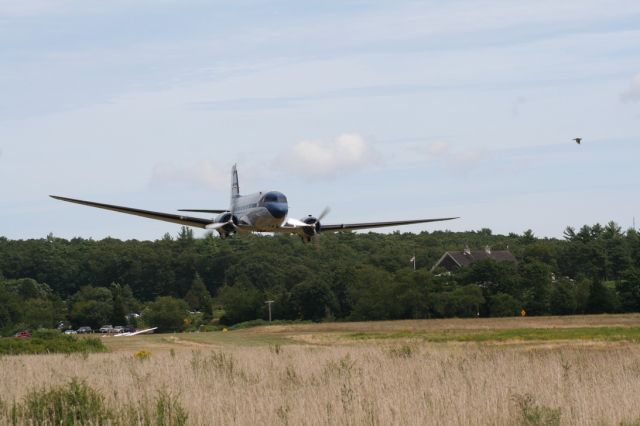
[231,164,240,204]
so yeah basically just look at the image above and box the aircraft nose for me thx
[266,202,288,219]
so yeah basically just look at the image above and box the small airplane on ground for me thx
[113,327,158,337]
[51,165,458,243]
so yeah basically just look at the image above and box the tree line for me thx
[1,221,639,335]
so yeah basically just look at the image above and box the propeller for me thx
[318,206,331,221]
[206,213,239,238]
[205,222,230,231]
[286,207,331,244]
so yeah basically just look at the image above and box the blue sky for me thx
[1,0,639,240]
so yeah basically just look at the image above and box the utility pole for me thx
[265,300,274,323]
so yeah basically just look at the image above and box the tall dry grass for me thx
[1,341,640,425]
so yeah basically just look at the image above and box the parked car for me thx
[14,331,31,339]
[113,326,125,334]
[123,326,136,333]
[99,325,113,333]
[64,329,77,335]
[76,326,93,334]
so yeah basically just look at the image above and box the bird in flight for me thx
[573,137,582,144]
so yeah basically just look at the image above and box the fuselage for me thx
[230,190,288,231]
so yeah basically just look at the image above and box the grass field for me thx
[2,314,640,425]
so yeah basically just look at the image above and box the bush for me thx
[20,379,111,425]
[133,349,151,361]
[489,293,521,317]
[512,393,561,426]
[0,329,106,355]
[144,297,188,332]
[4,380,188,426]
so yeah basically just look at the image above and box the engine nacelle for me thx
[301,215,321,239]
[214,212,239,237]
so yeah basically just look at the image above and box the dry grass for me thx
[247,313,640,334]
[2,315,640,425]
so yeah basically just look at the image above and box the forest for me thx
[1,221,639,335]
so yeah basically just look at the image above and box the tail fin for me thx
[231,164,240,202]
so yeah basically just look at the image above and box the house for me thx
[431,246,517,273]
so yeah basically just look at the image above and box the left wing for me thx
[320,217,458,232]
[50,195,214,228]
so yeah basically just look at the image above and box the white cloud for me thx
[0,0,68,17]
[282,133,378,178]
[0,0,183,17]
[446,149,489,175]
[511,96,527,117]
[427,140,450,156]
[621,74,640,103]
[150,161,228,190]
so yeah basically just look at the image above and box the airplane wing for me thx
[50,195,214,228]
[178,209,227,213]
[320,217,459,232]
[275,217,459,234]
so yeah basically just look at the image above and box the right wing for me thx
[320,217,459,232]
[50,195,214,228]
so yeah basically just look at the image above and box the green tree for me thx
[436,285,485,318]
[616,269,640,312]
[290,278,337,321]
[109,283,136,326]
[586,279,617,314]
[144,296,188,332]
[574,277,591,314]
[462,259,518,298]
[217,281,263,325]
[549,280,577,315]
[69,286,114,329]
[520,229,536,245]
[184,274,212,315]
[563,226,576,241]
[521,261,552,315]
[489,292,521,317]
[348,266,397,321]
[0,278,64,332]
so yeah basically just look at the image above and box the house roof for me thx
[432,249,517,271]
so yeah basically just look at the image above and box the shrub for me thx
[153,390,188,426]
[144,297,188,332]
[388,345,413,358]
[8,380,188,426]
[0,329,106,355]
[489,293,521,317]
[19,379,111,425]
[133,349,151,361]
[512,393,561,426]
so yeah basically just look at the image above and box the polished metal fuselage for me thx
[230,191,288,231]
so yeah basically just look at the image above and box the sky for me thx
[1,0,639,240]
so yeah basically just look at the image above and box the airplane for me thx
[113,327,158,337]
[51,165,458,243]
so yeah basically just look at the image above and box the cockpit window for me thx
[263,192,287,203]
